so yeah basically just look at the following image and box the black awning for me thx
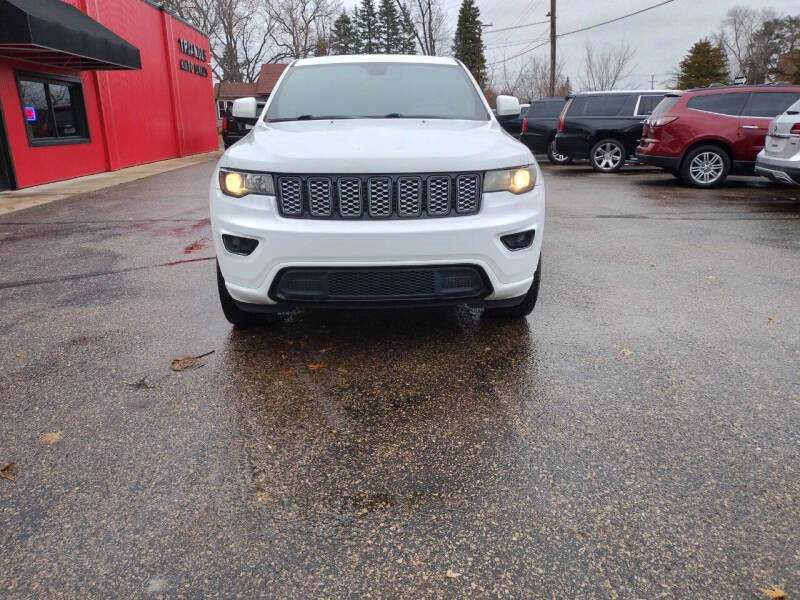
[0,0,141,70]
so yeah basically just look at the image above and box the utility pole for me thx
[549,0,556,96]
[650,74,655,90]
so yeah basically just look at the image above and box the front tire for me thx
[680,145,730,188]
[590,138,625,173]
[547,140,573,165]
[484,259,541,320]
[217,261,272,328]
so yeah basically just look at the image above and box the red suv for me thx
[637,85,800,187]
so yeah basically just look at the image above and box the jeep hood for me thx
[222,119,532,173]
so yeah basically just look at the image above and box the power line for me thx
[487,0,677,66]
[484,19,549,35]
[558,0,676,38]
[485,26,550,50]
[487,40,550,66]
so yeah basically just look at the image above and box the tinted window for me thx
[569,94,630,117]
[687,93,747,116]
[526,100,565,118]
[265,62,488,121]
[18,80,51,139]
[744,91,800,118]
[18,76,88,143]
[636,95,665,116]
[651,95,681,115]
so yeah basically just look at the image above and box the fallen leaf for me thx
[338,368,348,374]
[758,587,786,599]
[279,369,295,379]
[0,462,17,483]
[255,489,269,503]
[445,569,462,579]
[40,430,62,444]
[171,350,215,372]
[619,348,632,356]
[766,317,774,324]
[307,362,327,371]
[319,347,331,353]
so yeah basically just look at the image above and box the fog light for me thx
[222,234,259,256]
[501,230,535,250]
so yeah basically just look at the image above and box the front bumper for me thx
[211,177,545,306]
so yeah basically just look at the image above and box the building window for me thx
[17,73,89,146]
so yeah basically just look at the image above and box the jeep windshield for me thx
[265,62,489,122]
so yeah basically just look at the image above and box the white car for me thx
[210,55,544,327]
[755,98,800,185]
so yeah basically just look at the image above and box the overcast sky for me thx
[476,0,799,90]
[346,0,798,91]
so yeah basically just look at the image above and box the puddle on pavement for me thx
[204,307,552,525]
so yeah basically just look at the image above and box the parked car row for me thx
[502,85,800,187]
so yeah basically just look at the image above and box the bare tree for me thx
[163,0,280,82]
[716,6,777,81]
[265,0,340,60]
[492,55,570,101]
[213,0,277,81]
[162,0,219,35]
[581,41,634,91]
[394,0,447,56]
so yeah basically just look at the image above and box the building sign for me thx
[177,38,208,77]
[24,107,37,122]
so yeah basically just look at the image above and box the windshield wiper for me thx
[268,115,357,122]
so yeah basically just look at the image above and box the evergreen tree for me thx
[357,0,380,54]
[676,39,729,89]
[332,11,358,55]
[452,0,486,87]
[377,0,402,53]
[398,2,417,54]
[352,7,362,53]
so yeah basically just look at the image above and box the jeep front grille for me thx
[275,173,482,219]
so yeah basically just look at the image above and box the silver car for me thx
[755,98,800,185]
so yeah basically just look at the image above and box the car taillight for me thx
[649,116,678,128]
[790,123,800,135]
[222,117,228,132]
[522,118,528,133]
[557,99,571,133]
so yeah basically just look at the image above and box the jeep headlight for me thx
[218,169,275,198]
[483,166,537,195]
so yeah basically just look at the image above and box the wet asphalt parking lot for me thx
[0,160,798,598]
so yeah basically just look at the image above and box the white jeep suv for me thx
[211,55,544,327]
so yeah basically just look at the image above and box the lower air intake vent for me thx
[270,266,490,302]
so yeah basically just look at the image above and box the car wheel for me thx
[681,146,730,188]
[547,141,573,165]
[484,258,541,320]
[217,261,274,328]
[590,139,625,173]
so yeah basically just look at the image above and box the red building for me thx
[0,0,218,191]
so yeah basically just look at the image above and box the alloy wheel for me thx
[593,142,623,171]
[689,152,724,185]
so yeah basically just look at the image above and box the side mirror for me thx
[495,95,521,122]
[232,97,258,120]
